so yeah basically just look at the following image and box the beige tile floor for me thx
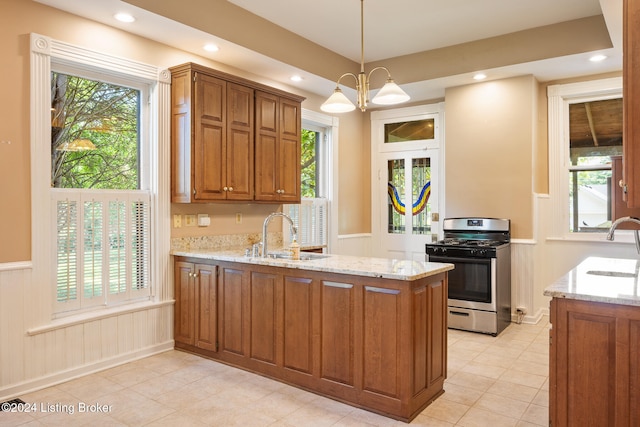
[1,319,550,426]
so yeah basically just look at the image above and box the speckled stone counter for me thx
[544,256,640,306]
[171,247,454,281]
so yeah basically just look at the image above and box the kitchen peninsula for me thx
[544,257,640,426]
[171,248,453,422]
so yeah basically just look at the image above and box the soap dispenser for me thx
[289,238,300,260]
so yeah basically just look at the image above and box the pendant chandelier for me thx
[321,0,410,113]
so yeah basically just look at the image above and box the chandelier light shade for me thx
[321,0,410,113]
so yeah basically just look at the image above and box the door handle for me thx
[450,310,470,317]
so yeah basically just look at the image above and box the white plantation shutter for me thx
[284,198,328,248]
[53,190,151,313]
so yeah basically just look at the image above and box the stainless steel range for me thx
[426,217,511,336]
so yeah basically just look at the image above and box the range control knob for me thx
[471,249,487,257]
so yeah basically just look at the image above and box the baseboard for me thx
[0,340,174,401]
[510,307,548,325]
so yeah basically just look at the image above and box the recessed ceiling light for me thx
[473,73,487,81]
[114,13,135,23]
[203,44,219,52]
[290,75,303,82]
[589,54,607,62]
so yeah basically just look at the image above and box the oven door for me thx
[428,254,497,312]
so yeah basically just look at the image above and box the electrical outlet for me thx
[173,214,182,228]
[235,213,242,224]
[184,214,197,227]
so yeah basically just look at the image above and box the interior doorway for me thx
[371,103,444,261]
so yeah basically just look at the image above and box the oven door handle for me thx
[428,255,493,265]
[449,310,470,317]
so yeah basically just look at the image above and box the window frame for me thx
[548,77,623,241]
[284,110,338,252]
[30,33,172,321]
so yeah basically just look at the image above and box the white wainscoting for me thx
[0,263,174,400]
[334,233,373,257]
[510,240,545,324]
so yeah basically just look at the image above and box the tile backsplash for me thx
[171,232,283,251]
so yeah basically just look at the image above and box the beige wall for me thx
[444,75,537,239]
[0,0,369,262]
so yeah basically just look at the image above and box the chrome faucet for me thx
[261,212,297,257]
[606,216,640,253]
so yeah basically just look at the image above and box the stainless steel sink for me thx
[586,270,637,278]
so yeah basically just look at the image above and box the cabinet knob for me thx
[223,186,228,191]
[228,187,233,192]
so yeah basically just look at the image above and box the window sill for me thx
[546,231,638,245]
[26,299,174,336]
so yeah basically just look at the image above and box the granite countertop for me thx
[171,248,454,281]
[544,256,640,306]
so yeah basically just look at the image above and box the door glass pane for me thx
[387,159,405,234]
[384,119,434,143]
[412,158,431,235]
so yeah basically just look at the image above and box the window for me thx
[30,33,170,320]
[548,77,622,239]
[51,70,151,313]
[284,112,335,250]
[568,99,622,232]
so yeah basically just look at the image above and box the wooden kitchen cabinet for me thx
[622,0,640,207]
[549,298,640,426]
[173,261,217,352]
[170,63,253,202]
[170,62,304,203]
[611,156,640,227]
[173,256,447,422]
[255,91,301,203]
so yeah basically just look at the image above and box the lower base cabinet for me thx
[174,261,217,351]
[174,257,447,422]
[549,298,640,426]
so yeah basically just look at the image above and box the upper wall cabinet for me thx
[254,91,301,203]
[623,0,640,207]
[170,63,304,203]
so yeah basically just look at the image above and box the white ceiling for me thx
[34,0,624,103]
[228,0,604,62]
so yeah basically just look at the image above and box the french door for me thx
[377,150,440,261]
[371,104,443,261]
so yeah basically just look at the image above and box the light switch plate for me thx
[184,214,197,227]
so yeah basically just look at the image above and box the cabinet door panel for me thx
[249,271,278,364]
[283,276,313,374]
[195,264,217,352]
[195,74,226,200]
[255,133,278,200]
[320,281,354,385]
[630,319,640,426]
[279,98,300,202]
[220,267,245,355]
[170,72,191,202]
[174,261,195,346]
[623,0,640,207]
[256,92,278,133]
[227,84,254,200]
[278,134,300,202]
[362,286,400,398]
[565,311,617,426]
